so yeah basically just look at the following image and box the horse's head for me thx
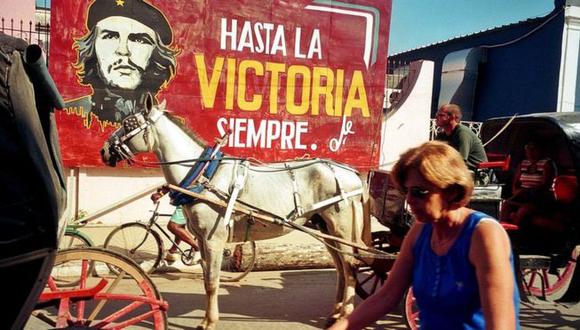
[101,93,163,166]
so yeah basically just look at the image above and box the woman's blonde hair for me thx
[392,141,474,207]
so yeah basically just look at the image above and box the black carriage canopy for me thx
[481,112,580,303]
[481,112,580,183]
[0,34,66,328]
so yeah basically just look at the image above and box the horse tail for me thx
[361,188,372,247]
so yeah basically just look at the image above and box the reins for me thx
[168,183,396,260]
[109,105,360,175]
[127,155,359,174]
[482,113,518,147]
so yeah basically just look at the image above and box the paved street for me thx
[24,223,580,329]
[26,265,580,329]
[150,268,580,330]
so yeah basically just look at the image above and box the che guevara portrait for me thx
[65,0,178,124]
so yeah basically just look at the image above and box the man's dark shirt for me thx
[436,124,488,170]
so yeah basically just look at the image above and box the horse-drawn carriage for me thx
[481,112,580,303]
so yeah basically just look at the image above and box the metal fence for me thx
[386,59,410,90]
[384,59,413,110]
[1,17,50,59]
[429,119,483,140]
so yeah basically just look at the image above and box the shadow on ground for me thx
[154,269,408,329]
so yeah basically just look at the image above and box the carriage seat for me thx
[501,175,577,226]
[528,175,578,232]
[503,175,578,255]
[474,153,510,186]
[478,153,511,171]
[500,222,519,232]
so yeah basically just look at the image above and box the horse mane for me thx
[163,111,208,146]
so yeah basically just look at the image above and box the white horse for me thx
[101,96,371,330]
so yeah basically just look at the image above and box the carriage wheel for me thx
[354,263,387,299]
[354,231,393,299]
[220,241,257,282]
[55,230,95,287]
[521,246,579,300]
[33,248,168,329]
[403,287,420,329]
[103,223,164,274]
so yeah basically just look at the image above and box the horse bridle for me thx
[106,108,163,164]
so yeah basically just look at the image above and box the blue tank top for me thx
[412,211,520,329]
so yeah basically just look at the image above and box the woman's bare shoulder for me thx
[470,218,511,261]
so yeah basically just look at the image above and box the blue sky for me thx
[389,0,556,54]
[35,0,555,54]
[36,0,50,8]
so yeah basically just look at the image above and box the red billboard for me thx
[50,0,391,170]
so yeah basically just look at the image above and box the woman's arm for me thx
[329,223,423,330]
[469,220,517,330]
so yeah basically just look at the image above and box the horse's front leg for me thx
[339,257,357,317]
[336,203,364,320]
[325,240,345,322]
[198,231,226,330]
[321,202,363,325]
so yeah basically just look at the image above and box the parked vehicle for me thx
[481,112,580,303]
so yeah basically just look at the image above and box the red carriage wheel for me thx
[520,246,579,300]
[33,248,168,329]
[403,287,420,329]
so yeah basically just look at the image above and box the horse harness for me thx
[172,156,365,243]
[106,109,163,164]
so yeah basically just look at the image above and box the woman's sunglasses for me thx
[408,187,431,199]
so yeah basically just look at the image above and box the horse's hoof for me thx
[196,323,216,330]
[325,316,339,328]
[196,326,214,330]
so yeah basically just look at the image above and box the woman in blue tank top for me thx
[329,141,519,330]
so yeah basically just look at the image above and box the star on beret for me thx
[87,0,173,44]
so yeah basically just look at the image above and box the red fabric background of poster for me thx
[50,0,391,171]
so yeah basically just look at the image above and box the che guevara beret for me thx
[86,0,172,45]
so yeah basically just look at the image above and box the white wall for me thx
[379,60,434,170]
[557,0,580,112]
[66,167,173,226]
